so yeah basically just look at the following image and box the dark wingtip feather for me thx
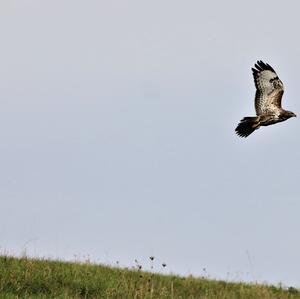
[253,60,276,73]
[235,117,258,138]
[235,124,252,138]
[254,63,263,71]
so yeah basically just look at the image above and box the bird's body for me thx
[235,61,296,137]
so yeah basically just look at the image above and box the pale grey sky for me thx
[1,0,300,287]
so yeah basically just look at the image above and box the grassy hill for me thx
[0,255,299,298]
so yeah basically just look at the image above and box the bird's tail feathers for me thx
[235,116,260,138]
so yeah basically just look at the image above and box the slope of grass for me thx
[0,255,299,299]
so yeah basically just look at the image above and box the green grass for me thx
[0,255,299,298]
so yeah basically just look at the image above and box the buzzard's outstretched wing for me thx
[252,60,284,116]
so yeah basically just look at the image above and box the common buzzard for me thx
[235,61,296,137]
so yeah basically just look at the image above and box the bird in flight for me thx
[235,61,296,137]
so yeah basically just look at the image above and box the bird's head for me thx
[285,111,297,119]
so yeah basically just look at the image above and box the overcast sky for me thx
[1,0,300,287]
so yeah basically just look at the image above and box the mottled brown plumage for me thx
[235,60,296,138]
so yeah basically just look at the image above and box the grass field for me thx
[0,255,299,298]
